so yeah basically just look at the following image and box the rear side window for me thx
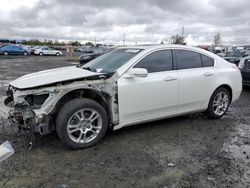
[134,50,173,73]
[176,50,202,70]
[201,55,214,67]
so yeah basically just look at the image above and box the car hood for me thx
[10,66,104,89]
[224,56,240,59]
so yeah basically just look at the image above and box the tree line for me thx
[21,39,94,46]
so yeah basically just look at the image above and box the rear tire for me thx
[3,51,8,56]
[23,52,28,56]
[206,87,231,119]
[56,98,108,149]
[39,52,43,56]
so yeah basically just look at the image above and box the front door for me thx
[117,49,179,125]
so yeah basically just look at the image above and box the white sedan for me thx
[34,47,63,56]
[6,45,242,149]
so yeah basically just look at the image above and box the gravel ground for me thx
[0,55,250,188]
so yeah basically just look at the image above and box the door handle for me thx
[164,77,177,81]
[204,72,214,76]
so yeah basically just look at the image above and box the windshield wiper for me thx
[82,66,95,72]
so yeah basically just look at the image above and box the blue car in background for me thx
[0,45,29,56]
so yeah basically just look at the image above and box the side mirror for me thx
[124,68,148,78]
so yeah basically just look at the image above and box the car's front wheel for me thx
[56,52,60,56]
[3,51,8,56]
[206,87,231,119]
[23,52,28,56]
[56,98,108,149]
[39,52,43,56]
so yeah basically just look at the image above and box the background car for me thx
[0,45,29,56]
[79,48,112,65]
[224,50,250,65]
[17,44,32,53]
[34,47,63,56]
[216,52,226,58]
[238,56,250,86]
[30,46,43,54]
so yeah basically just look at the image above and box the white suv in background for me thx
[34,47,63,56]
[5,45,242,149]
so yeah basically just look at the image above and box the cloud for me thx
[0,0,249,45]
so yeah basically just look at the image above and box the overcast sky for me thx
[0,0,250,45]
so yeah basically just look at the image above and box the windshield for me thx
[225,51,244,57]
[82,48,142,73]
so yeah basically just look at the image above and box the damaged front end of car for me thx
[3,63,121,149]
[5,85,59,135]
[4,74,119,148]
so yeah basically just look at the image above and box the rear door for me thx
[15,46,23,55]
[175,49,217,113]
[48,48,56,55]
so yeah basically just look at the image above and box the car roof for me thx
[117,44,203,51]
[1,45,14,48]
[118,44,216,56]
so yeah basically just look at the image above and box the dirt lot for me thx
[0,55,250,188]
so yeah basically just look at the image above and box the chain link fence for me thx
[0,80,11,131]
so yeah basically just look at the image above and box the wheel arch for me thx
[214,84,233,103]
[52,88,111,121]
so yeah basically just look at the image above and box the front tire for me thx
[206,87,231,119]
[3,51,8,56]
[56,98,108,149]
[39,52,43,56]
[56,52,60,56]
[23,52,28,56]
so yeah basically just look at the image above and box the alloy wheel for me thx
[67,108,102,144]
[212,91,229,116]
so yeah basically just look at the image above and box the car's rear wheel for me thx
[39,52,43,56]
[3,51,8,56]
[206,87,230,119]
[23,52,28,56]
[56,98,108,149]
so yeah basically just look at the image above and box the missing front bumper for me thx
[8,108,53,135]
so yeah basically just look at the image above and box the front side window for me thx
[134,50,173,73]
[176,50,202,70]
